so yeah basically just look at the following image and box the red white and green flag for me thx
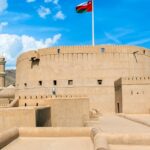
[76,0,92,13]
[76,0,95,46]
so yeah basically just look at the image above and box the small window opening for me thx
[100,48,105,53]
[25,96,26,99]
[39,81,42,86]
[97,80,102,85]
[131,91,133,95]
[25,103,27,107]
[24,83,27,87]
[57,48,60,54]
[52,90,56,95]
[68,80,73,85]
[52,87,56,95]
[143,50,146,54]
[117,103,120,113]
[36,103,39,106]
[53,80,57,86]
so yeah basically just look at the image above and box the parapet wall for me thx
[17,45,150,60]
[2,127,150,150]
[0,107,37,132]
[121,76,150,85]
[18,96,89,127]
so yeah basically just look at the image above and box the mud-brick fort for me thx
[16,45,150,113]
[1,45,150,150]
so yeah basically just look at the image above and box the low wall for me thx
[0,108,36,132]
[0,127,109,150]
[0,128,19,149]
[0,98,10,106]
[19,97,89,127]
[102,133,150,145]
[0,107,49,132]
[19,127,92,137]
[2,127,150,150]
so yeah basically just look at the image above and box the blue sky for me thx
[0,0,150,68]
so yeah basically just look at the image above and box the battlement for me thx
[17,94,88,100]
[17,45,150,63]
[115,76,150,85]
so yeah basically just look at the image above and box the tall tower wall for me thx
[15,45,150,113]
[0,57,6,87]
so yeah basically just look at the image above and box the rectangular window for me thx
[39,81,42,86]
[53,80,57,86]
[68,80,73,85]
[97,80,102,85]
[57,48,60,54]
[100,48,105,53]
[24,83,27,87]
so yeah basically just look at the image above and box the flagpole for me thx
[92,0,95,46]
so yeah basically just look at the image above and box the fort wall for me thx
[16,45,150,113]
[115,76,150,113]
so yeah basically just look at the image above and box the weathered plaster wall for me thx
[19,96,89,127]
[15,45,150,113]
[0,107,50,132]
[115,77,150,113]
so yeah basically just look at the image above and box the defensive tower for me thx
[0,57,6,87]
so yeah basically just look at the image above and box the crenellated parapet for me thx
[17,45,150,63]
[119,76,150,85]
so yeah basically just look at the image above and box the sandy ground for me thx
[109,144,150,150]
[2,137,94,150]
[86,115,150,133]
[121,114,150,126]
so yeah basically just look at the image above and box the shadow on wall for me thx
[36,107,51,127]
[30,58,40,69]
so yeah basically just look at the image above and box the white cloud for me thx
[54,11,65,20]
[0,33,62,67]
[0,22,8,31]
[37,6,51,18]
[128,38,150,45]
[26,0,36,3]
[11,13,31,21]
[44,0,59,5]
[104,32,121,44]
[0,0,8,13]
